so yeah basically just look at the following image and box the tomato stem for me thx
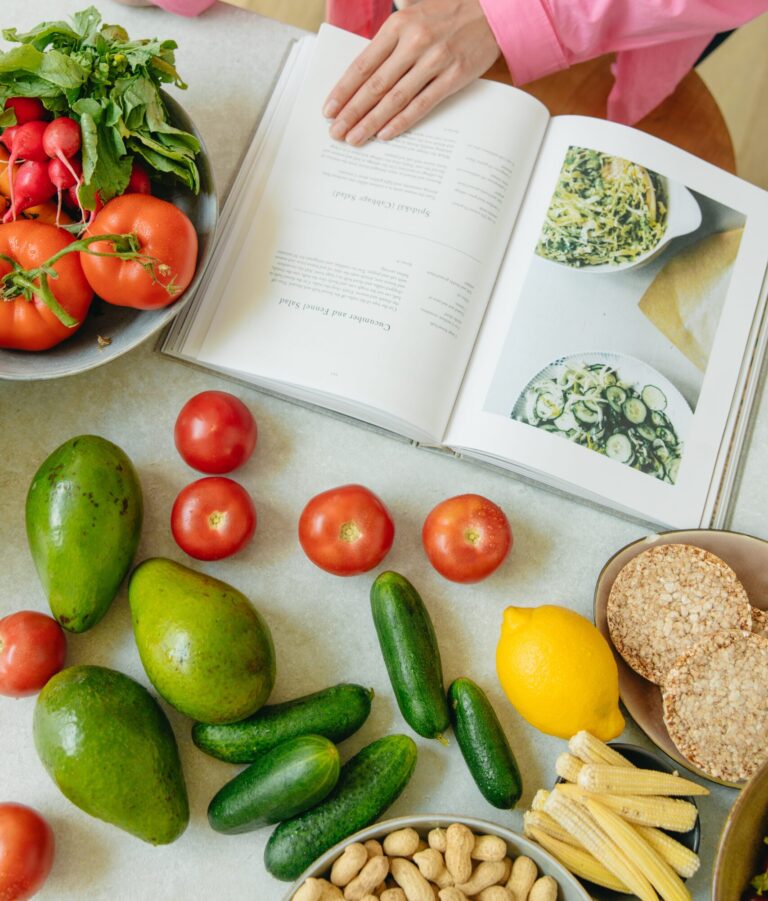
[0,232,178,328]
[339,521,362,543]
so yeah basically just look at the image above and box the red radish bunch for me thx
[1,96,152,225]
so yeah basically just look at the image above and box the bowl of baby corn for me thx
[287,814,592,901]
[524,730,704,900]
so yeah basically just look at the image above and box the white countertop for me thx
[1,2,766,898]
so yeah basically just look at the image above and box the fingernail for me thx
[323,99,340,118]
[345,126,366,146]
[377,125,394,140]
[329,119,348,141]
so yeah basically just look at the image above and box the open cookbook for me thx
[163,24,768,529]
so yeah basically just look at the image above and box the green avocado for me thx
[33,665,189,845]
[129,558,276,724]
[25,434,143,633]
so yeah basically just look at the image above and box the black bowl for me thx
[554,741,701,897]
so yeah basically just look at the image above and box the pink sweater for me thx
[152,0,768,124]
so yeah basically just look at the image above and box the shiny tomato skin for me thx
[174,391,257,474]
[0,803,55,901]
[0,221,93,351]
[298,484,395,576]
[171,477,256,561]
[0,612,66,698]
[422,494,512,583]
[80,194,198,310]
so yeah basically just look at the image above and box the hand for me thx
[323,0,501,146]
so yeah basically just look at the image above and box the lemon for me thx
[496,604,624,740]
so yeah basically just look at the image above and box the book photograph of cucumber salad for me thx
[536,146,670,269]
[511,353,692,484]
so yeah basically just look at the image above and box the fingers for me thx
[322,27,399,120]
[376,70,460,141]
[334,50,451,146]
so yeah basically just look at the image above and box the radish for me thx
[43,117,81,161]
[42,118,83,222]
[49,156,82,226]
[4,120,49,218]
[4,97,47,125]
[1,125,19,153]
[127,161,151,195]
[2,160,55,222]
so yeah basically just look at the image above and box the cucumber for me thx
[192,683,373,763]
[370,571,450,741]
[264,734,417,881]
[207,734,340,834]
[448,677,522,809]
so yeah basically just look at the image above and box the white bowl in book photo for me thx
[510,351,693,484]
[0,93,218,382]
[536,146,703,275]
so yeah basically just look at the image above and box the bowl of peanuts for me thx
[286,814,592,901]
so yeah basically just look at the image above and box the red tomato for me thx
[79,194,198,310]
[298,484,395,576]
[422,494,512,583]
[0,221,93,351]
[174,391,257,474]
[171,477,256,561]
[0,612,66,698]
[0,803,54,901]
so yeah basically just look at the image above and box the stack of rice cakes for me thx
[607,543,768,783]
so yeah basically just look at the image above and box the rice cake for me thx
[662,629,768,782]
[606,543,751,684]
[751,606,768,638]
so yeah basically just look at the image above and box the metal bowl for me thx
[284,813,592,901]
[713,756,768,900]
[0,93,218,380]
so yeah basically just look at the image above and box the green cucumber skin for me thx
[448,677,523,809]
[370,571,449,740]
[264,734,417,881]
[207,734,340,834]
[192,683,373,763]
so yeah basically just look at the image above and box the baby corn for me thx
[555,782,698,832]
[523,810,581,847]
[569,731,635,767]
[585,798,691,901]
[544,789,659,901]
[634,825,701,879]
[531,789,550,811]
[555,753,584,783]
[525,825,629,892]
[577,763,710,797]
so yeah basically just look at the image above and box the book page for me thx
[191,25,549,442]
[445,116,768,527]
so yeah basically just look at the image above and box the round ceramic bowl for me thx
[284,813,592,901]
[0,93,218,380]
[713,756,768,900]
[555,743,701,901]
[542,176,703,275]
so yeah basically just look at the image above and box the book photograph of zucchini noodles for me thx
[536,147,669,268]
[511,355,688,484]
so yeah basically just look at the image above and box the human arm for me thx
[324,0,768,140]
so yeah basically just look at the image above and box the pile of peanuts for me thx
[292,822,560,901]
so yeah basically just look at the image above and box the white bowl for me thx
[284,814,592,901]
[0,93,218,381]
[543,175,703,275]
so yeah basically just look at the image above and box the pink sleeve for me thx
[148,0,216,16]
[479,0,768,85]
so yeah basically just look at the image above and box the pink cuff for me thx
[478,0,568,85]
[149,0,216,17]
